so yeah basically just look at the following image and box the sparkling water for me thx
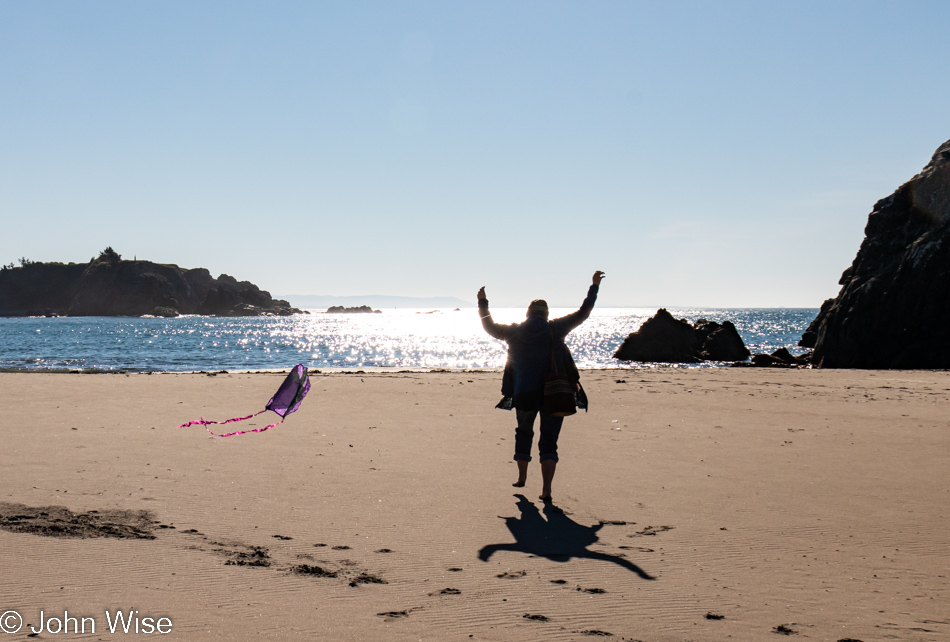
[0,308,816,372]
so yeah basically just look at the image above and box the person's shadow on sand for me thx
[478,494,655,580]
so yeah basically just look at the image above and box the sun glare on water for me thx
[0,308,815,372]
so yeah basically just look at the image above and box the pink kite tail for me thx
[206,417,285,438]
[176,410,267,431]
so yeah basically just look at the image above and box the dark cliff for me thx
[807,139,950,368]
[0,251,303,317]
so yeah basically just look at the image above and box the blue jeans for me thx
[513,408,564,462]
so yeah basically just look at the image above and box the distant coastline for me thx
[281,294,474,309]
[0,248,302,317]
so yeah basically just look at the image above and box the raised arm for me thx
[477,286,515,341]
[551,271,605,335]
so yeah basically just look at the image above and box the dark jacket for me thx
[479,284,599,410]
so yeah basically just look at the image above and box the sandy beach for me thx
[0,368,947,641]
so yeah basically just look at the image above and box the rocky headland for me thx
[802,139,950,368]
[0,248,303,317]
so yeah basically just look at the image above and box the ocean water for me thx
[0,308,817,373]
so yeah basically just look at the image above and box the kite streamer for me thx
[177,364,310,437]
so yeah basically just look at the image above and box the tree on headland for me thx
[96,247,122,265]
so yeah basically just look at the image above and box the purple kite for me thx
[177,364,311,437]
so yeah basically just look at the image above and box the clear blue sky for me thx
[2,1,948,307]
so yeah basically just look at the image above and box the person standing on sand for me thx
[477,271,605,501]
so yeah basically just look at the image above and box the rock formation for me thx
[798,299,833,348]
[733,348,814,368]
[694,318,751,361]
[806,139,950,368]
[325,305,382,314]
[613,308,749,363]
[0,248,303,317]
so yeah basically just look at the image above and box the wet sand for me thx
[0,369,947,641]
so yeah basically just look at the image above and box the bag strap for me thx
[548,327,568,377]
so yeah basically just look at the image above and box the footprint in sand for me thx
[348,572,387,587]
[291,562,388,587]
[0,502,157,540]
[291,564,337,578]
[628,525,674,537]
[497,570,526,579]
[523,613,549,622]
[219,544,271,567]
[429,587,461,596]
[618,545,654,552]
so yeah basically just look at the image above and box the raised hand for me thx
[477,286,487,301]
[592,271,605,285]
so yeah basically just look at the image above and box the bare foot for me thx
[539,460,556,503]
[513,460,528,488]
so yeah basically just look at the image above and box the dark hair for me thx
[526,299,549,319]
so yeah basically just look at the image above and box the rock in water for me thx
[743,348,812,368]
[325,305,382,314]
[613,309,701,362]
[808,139,950,368]
[695,319,751,361]
[613,309,750,363]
